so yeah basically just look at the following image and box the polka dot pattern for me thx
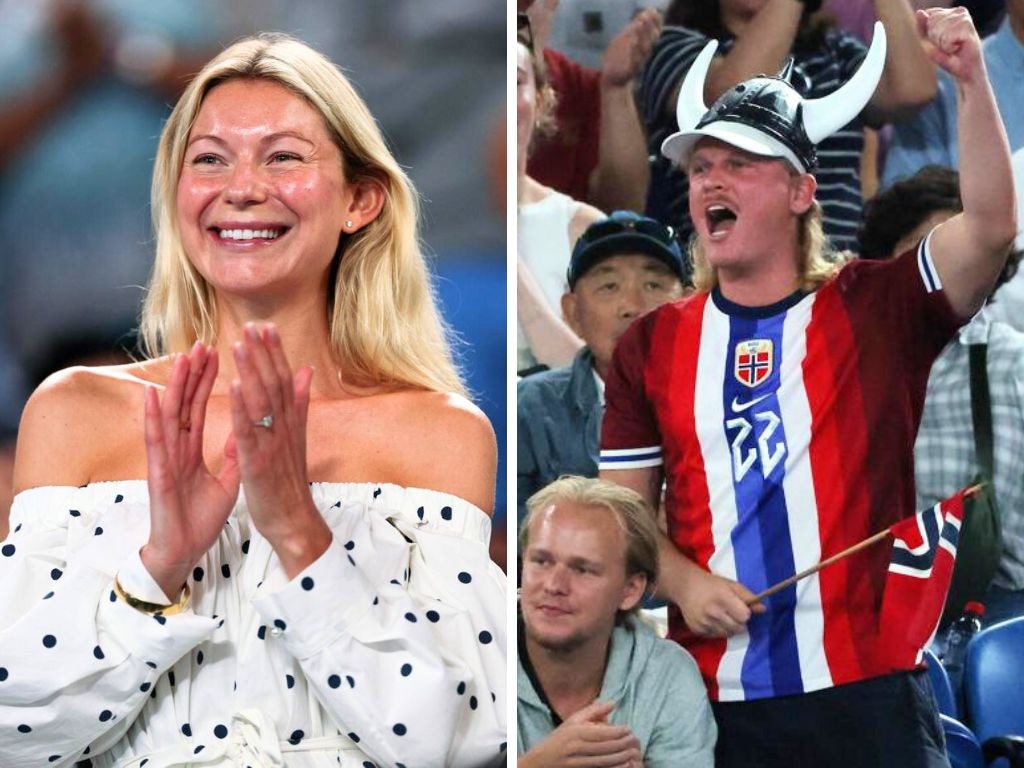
[0,481,504,766]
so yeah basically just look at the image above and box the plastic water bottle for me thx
[942,601,985,712]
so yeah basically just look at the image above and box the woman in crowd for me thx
[0,34,506,768]
[517,18,603,373]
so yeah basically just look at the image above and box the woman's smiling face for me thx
[176,78,353,300]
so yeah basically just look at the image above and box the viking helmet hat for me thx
[661,21,887,173]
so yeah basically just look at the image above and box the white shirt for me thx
[0,482,506,767]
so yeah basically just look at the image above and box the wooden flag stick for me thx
[746,485,980,605]
[748,528,892,604]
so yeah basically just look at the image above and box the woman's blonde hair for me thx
[522,476,659,616]
[689,201,849,293]
[142,33,465,395]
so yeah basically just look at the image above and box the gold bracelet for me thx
[113,576,191,617]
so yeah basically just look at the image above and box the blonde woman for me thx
[0,35,505,768]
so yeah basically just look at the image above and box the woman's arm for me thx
[863,0,938,123]
[3,359,229,765]
[0,490,217,767]
[518,258,585,370]
[250,489,507,767]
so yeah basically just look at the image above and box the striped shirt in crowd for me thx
[639,25,870,253]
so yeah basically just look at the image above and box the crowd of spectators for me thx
[518,1,1024,764]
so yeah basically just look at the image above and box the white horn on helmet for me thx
[674,39,719,133]
[802,21,887,144]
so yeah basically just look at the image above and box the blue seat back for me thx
[924,647,958,719]
[964,617,1024,743]
[941,714,985,768]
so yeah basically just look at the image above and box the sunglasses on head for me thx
[517,13,534,51]
[577,214,676,248]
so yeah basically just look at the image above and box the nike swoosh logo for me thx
[731,393,771,413]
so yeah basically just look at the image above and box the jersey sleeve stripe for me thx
[599,447,663,469]
[917,231,942,293]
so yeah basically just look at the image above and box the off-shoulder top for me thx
[0,482,507,768]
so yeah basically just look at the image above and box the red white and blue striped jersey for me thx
[600,239,960,701]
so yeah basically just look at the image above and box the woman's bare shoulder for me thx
[569,200,605,244]
[13,360,167,492]
[397,391,497,513]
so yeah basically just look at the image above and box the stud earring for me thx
[345,220,354,229]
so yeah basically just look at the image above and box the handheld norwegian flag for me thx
[878,490,966,670]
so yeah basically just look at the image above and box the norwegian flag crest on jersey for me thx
[734,339,774,387]
[878,490,965,670]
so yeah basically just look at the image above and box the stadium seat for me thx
[925,647,958,719]
[942,714,985,768]
[964,617,1024,767]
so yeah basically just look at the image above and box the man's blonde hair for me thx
[522,476,659,614]
[142,34,464,395]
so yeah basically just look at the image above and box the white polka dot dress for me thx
[0,482,507,767]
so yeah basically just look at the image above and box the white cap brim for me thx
[661,121,807,173]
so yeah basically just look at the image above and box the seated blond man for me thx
[517,476,715,767]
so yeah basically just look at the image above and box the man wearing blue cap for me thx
[517,211,689,526]
[600,8,1016,767]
